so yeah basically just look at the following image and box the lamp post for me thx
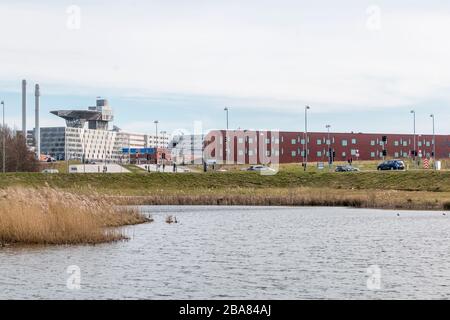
[1,101,5,173]
[154,120,159,147]
[410,110,416,166]
[224,107,229,130]
[154,120,159,165]
[326,124,331,168]
[304,105,310,171]
[430,114,436,169]
[224,107,229,164]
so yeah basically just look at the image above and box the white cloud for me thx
[1,1,450,114]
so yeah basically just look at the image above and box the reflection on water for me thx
[1,206,450,299]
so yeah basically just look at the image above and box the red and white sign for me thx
[423,158,430,169]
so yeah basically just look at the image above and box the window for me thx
[394,141,399,146]
[342,152,346,157]
[351,149,357,156]
[274,138,279,144]
[426,141,430,147]
[249,150,254,156]
[248,138,254,144]
[291,151,296,157]
[342,140,348,146]
[370,140,375,146]
[403,141,408,146]
[317,139,322,145]
[238,138,244,144]
[265,138,270,144]
[371,152,375,158]
[238,150,244,156]
[317,151,322,157]
[352,138,357,144]
[300,139,305,145]
[291,139,296,145]
[394,152,399,158]
[418,141,422,147]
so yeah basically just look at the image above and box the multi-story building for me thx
[204,130,450,164]
[29,98,169,163]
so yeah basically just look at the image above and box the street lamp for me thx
[1,101,5,173]
[154,120,159,147]
[304,105,310,171]
[410,110,416,165]
[430,114,436,169]
[326,124,331,168]
[224,107,229,164]
[224,107,229,130]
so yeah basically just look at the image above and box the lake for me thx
[0,206,449,299]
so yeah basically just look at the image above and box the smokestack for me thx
[22,80,26,139]
[35,84,40,159]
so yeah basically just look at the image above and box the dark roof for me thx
[50,110,102,121]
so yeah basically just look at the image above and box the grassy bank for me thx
[0,170,449,193]
[0,187,151,246]
[0,170,449,211]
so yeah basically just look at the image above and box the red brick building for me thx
[204,130,450,164]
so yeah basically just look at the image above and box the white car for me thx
[42,169,59,174]
[245,165,275,172]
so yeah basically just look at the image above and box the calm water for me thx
[1,206,450,299]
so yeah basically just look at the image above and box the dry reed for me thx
[113,187,450,211]
[0,187,151,246]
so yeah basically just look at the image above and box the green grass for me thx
[0,170,449,195]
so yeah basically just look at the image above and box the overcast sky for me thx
[0,0,449,136]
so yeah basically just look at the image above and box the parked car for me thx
[335,165,360,172]
[244,165,275,172]
[377,160,405,171]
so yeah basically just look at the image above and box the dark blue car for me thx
[377,160,405,171]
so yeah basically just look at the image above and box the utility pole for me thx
[304,105,310,171]
[1,101,5,173]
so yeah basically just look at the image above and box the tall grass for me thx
[114,187,450,211]
[0,187,150,246]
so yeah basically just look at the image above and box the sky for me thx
[0,0,449,136]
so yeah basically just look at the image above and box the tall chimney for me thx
[35,84,40,159]
[22,80,27,139]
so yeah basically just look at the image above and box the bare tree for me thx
[0,125,39,172]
